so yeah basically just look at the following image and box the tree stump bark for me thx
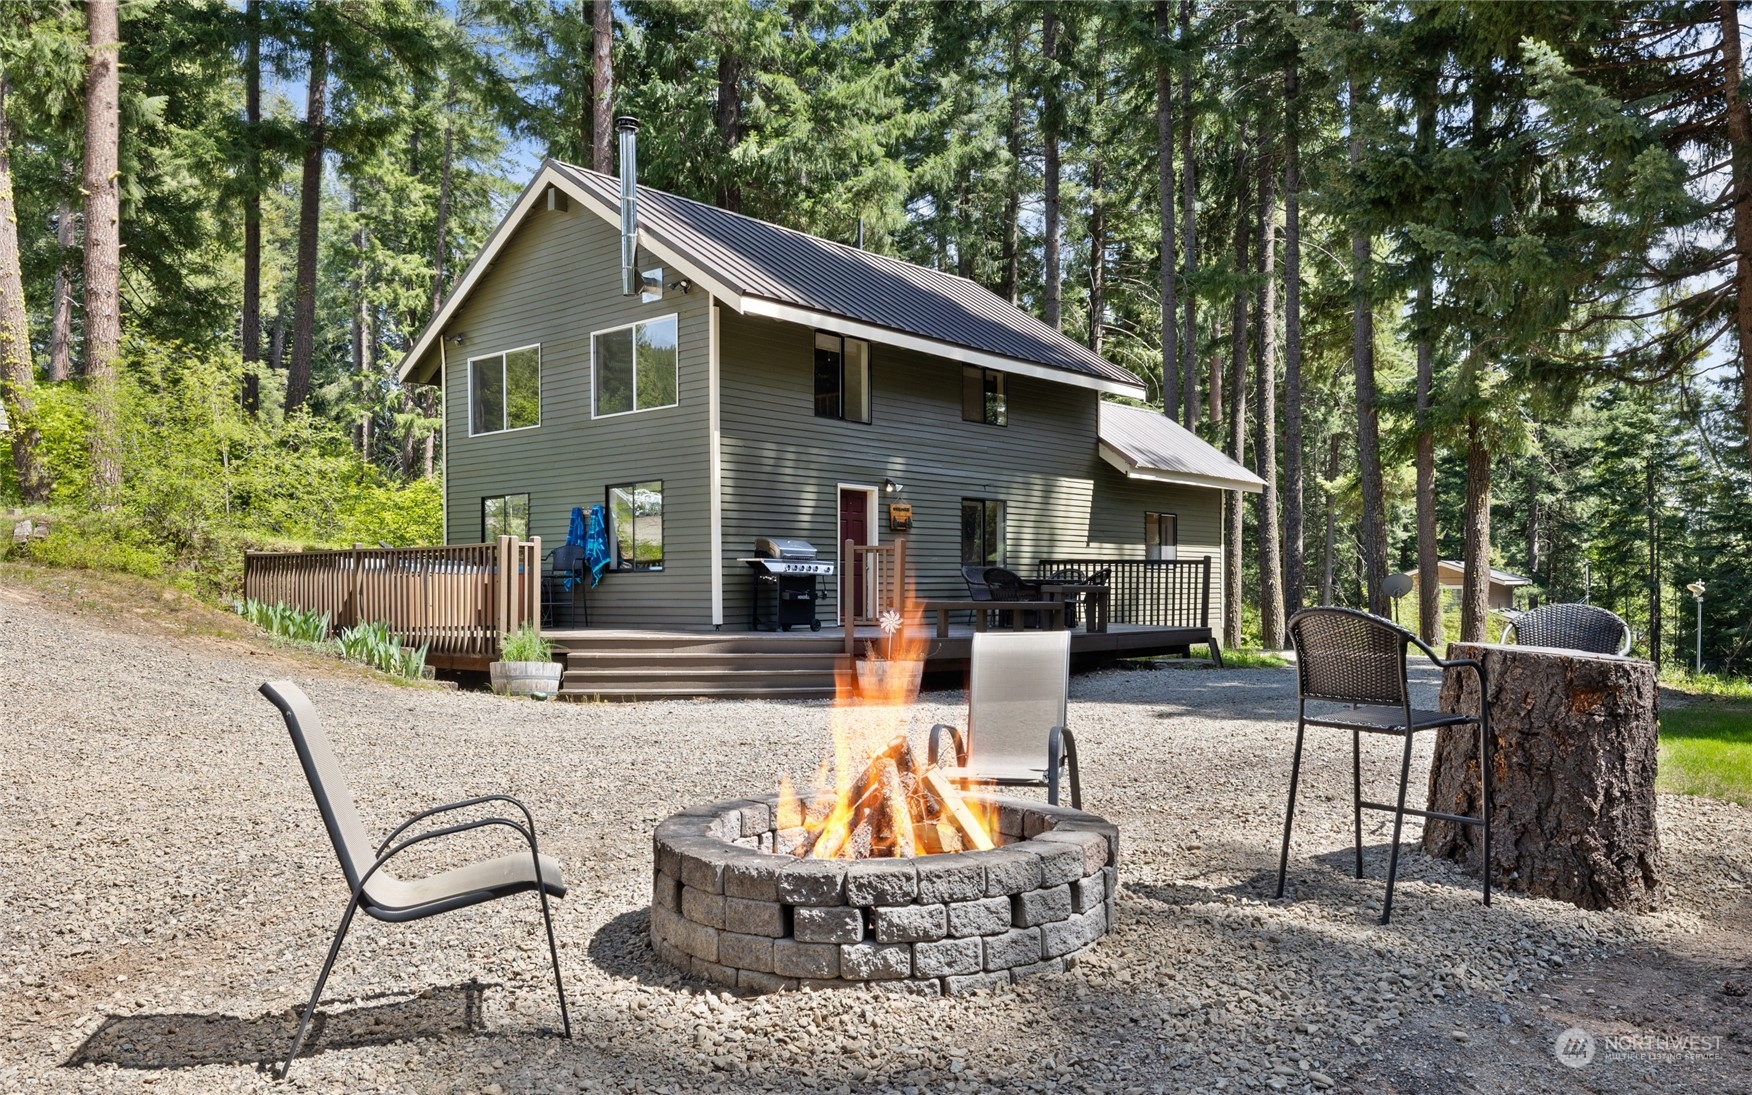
[1422,641,1665,912]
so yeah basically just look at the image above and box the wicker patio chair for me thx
[983,566,1045,629]
[1279,608,1493,924]
[1500,602,1631,656]
[928,629,1081,808]
[259,681,571,1077]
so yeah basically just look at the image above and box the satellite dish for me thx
[1384,573,1414,600]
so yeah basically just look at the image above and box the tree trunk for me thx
[83,0,123,506]
[1460,417,1491,642]
[1282,37,1303,617]
[241,0,261,413]
[592,0,614,172]
[49,188,76,383]
[1042,8,1061,330]
[1180,0,1201,429]
[1720,0,1752,468]
[1224,129,1250,649]
[0,77,49,503]
[1415,283,1439,642]
[1090,42,1107,357]
[1156,0,1178,419]
[286,31,328,414]
[1424,643,1665,913]
[715,47,742,212]
[1348,60,1386,615]
[1254,148,1284,649]
[432,78,456,315]
[1000,25,1022,305]
[270,310,286,373]
[1321,431,1337,605]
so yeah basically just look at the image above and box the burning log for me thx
[915,820,964,855]
[922,769,995,851]
[876,758,918,858]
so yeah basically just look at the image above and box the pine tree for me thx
[83,0,122,505]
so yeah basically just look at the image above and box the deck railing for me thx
[243,537,541,663]
[1034,557,1213,630]
[843,537,909,657]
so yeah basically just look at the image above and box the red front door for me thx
[839,489,870,620]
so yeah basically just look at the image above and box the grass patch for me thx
[1659,702,1752,806]
[1660,668,1752,701]
[1219,647,1293,669]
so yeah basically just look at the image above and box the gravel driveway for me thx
[2,581,1748,1095]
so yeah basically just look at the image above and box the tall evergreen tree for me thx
[83,0,122,504]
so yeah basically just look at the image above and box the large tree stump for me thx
[1422,641,1665,912]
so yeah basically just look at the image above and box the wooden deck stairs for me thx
[550,631,846,701]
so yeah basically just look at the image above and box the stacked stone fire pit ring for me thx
[651,793,1118,996]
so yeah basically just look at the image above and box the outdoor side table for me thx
[1423,641,1665,912]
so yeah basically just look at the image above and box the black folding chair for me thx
[1278,607,1493,924]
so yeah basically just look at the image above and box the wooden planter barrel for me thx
[1422,641,1665,912]
[490,659,562,698]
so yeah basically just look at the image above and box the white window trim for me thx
[465,343,543,438]
[591,313,681,419]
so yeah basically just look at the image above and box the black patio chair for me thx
[259,681,571,1078]
[1500,602,1631,656]
[541,544,589,628]
[1042,567,1087,630]
[983,566,1045,629]
[1279,607,1493,925]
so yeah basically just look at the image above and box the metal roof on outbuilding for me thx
[1097,402,1266,493]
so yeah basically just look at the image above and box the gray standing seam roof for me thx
[552,162,1143,390]
[1098,402,1266,493]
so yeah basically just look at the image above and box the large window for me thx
[593,315,678,417]
[960,498,1006,566]
[469,346,541,435]
[1146,512,1177,561]
[813,331,870,422]
[482,493,530,541]
[961,366,1007,426]
[607,480,664,571]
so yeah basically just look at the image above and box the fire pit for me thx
[650,793,1117,996]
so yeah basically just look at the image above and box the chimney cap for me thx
[616,116,640,133]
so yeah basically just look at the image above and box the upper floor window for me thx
[1146,512,1177,561]
[482,493,530,541]
[814,331,870,422]
[962,366,1006,426]
[469,346,540,435]
[594,314,678,417]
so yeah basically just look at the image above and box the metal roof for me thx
[1433,560,1533,586]
[548,162,1144,393]
[1097,402,1265,494]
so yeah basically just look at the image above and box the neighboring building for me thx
[1406,561,1533,612]
[398,143,1263,639]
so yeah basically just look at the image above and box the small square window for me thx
[593,315,678,417]
[814,332,871,422]
[469,347,541,435]
[962,366,1006,426]
[482,493,530,541]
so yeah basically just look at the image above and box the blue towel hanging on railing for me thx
[584,504,611,588]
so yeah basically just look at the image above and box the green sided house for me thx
[394,124,1261,691]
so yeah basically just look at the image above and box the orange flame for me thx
[775,585,996,859]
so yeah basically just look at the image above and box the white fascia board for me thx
[741,297,1148,399]
[708,300,724,627]
[548,171,746,311]
[397,167,559,383]
[1098,441,1264,494]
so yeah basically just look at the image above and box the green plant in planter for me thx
[501,623,552,662]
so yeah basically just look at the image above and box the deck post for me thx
[349,543,363,629]
[843,537,856,659]
[528,535,542,635]
[1200,555,1212,630]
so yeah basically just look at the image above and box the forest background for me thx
[0,0,1748,677]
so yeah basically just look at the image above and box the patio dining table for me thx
[1036,581,1110,634]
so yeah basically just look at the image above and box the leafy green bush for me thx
[500,622,552,662]
[22,517,173,580]
[235,598,331,644]
[335,619,429,679]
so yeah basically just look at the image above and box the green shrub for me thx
[500,623,552,662]
[234,598,331,643]
[335,619,429,679]
[21,517,172,580]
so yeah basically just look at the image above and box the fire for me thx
[773,593,998,859]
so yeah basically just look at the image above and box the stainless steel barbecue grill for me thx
[741,538,834,631]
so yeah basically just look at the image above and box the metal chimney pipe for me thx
[617,116,640,296]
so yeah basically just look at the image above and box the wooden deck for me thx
[544,622,1220,701]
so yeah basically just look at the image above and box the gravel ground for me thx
[2,579,1749,1095]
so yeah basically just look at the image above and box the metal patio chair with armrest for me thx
[1279,608,1493,925]
[1500,602,1631,656]
[928,629,1081,808]
[258,681,571,1078]
[541,544,590,628]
